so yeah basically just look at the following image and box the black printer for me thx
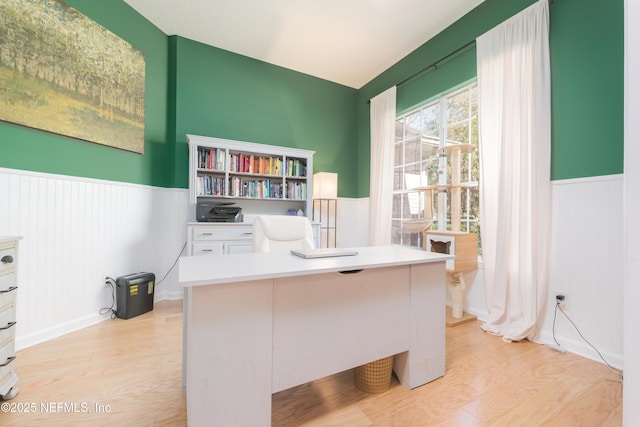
[197,201,243,222]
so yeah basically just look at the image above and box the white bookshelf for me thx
[187,134,315,222]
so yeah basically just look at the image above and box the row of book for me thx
[196,176,308,200]
[197,147,225,171]
[286,181,308,200]
[197,147,307,177]
[229,178,283,198]
[229,153,282,176]
[195,175,226,196]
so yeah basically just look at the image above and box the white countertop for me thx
[179,245,453,287]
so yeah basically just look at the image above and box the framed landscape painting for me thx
[0,0,146,153]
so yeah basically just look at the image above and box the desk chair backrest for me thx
[253,215,315,253]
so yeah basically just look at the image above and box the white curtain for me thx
[476,0,551,342]
[369,86,397,246]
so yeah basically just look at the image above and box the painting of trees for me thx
[0,0,145,153]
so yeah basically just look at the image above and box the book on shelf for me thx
[226,152,285,176]
[196,175,226,196]
[197,147,225,171]
[286,181,307,200]
[229,177,284,198]
[285,158,306,177]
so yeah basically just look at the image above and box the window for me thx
[392,82,479,250]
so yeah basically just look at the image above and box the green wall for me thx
[0,0,623,199]
[0,0,170,186]
[356,0,623,197]
[169,37,358,196]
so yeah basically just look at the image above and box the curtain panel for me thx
[369,86,397,246]
[477,0,552,341]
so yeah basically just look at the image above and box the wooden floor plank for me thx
[3,300,622,426]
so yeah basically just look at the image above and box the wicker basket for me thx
[353,356,394,394]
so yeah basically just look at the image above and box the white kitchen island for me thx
[179,246,452,427]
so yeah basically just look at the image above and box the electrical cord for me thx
[155,241,187,286]
[553,301,623,382]
[99,277,117,319]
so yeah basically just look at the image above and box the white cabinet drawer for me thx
[191,242,225,256]
[0,273,15,291]
[0,247,16,277]
[226,242,253,255]
[0,336,15,393]
[0,286,17,327]
[0,322,15,364]
[191,226,253,242]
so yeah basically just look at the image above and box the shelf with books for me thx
[187,134,315,221]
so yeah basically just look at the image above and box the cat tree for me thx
[415,143,478,326]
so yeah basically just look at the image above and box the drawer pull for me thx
[0,356,15,367]
[202,249,213,252]
[242,232,253,235]
[339,269,363,275]
[0,321,16,331]
[0,286,17,294]
[1,255,14,264]
[201,233,214,236]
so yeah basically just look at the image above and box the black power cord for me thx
[552,301,623,382]
[155,241,187,287]
[99,277,117,319]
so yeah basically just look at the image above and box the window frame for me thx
[392,81,479,250]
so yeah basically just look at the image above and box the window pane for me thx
[470,87,478,118]
[421,104,439,137]
[470,117,479,146]
[393,166,404,191]
[404,163,426,190]
[391,220,402,245]
[405,139,420,164]
[447,90,469,125]
[392,194,403,219]
[395,119,404,142]
[422,158,439,187]
[421,135,439,162]
[447,122,469,145]
[403,191,423,218]
[405,111,422,138]
[394,142,403,167]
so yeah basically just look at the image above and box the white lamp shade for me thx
[313,172,338,199]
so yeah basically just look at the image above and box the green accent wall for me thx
[169,37,358,195]
[0,0,170,186]
[356,0,623,197]
[0,0,623,199]
[550,0,623,180]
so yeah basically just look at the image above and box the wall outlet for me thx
[103,275,112,288]
[555,292,569,310]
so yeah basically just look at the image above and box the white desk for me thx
[179,246,452,427]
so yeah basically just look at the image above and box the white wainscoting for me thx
[539,174,624,367]
[335,197,370,248]
[343,175,624,368]
[0,168,188,350]
[463,175,623,367]
[0,169,624,367]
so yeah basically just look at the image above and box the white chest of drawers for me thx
[187,223,254,256]
[0,236,21,400]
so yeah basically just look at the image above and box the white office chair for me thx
[253,215,314,253]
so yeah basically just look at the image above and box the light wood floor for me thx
[4,300,622,426]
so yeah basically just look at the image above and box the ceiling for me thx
[122,0,484,89]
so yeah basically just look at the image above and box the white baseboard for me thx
[537,330,623,371]
[15,313,107,351]
[156,290,185,301]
